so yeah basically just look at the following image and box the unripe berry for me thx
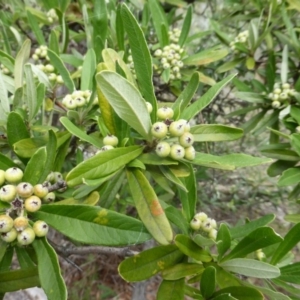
[0,170,5,186]
[169,121,185,137]
[1,227,18,242]
[4,167,23,183]
[48,73,57,81]
[179,132,194,148]
[282,83,290,89]
[17,228,35,245]
[296,126,300,133]
[272,101,281,109]
[33,184,49,198]
[54,172,63,182]
[194,212,208,222]
[40,50,47,58]
[45,64,54,73]
[32,54,39,61]
[208,229,218,240]
[72,90,84,98]
[99,145,114,152]
[33,220,49,237]
[272,94,279,101]
[75,96,86,107]
[24,196,42,213]
[202,218,215,233]
[14,216,29,232]
[16,182,34,198]
[154,49,162,57]
[157,107,174,120]
[0,185,17,202]
[151,122,168,139]
[163,63,170,69]
[42,192,56,203]
[190,218,201,230]
[156,142,171,157]
[146,102,153,113]
[64,98,77,109]
[83,90,91,98]
[0,215,14,233]
[103,135,119,147]
[279,92,288,100]
[170,144,185,160]
[273,88,281,94]
[56,75,63,84]
[256,249,266,260]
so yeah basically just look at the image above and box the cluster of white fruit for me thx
[0,167,54,245]
[151,107,195,160]
[62,90,92,110]
[96,134,119,154]
[267,82,297,109]
[168,28,181,44]
[190,212,218,240]
[154,43,184,80]
[0,63,10,75]
[46,8,58,23]
[229,30,249,51]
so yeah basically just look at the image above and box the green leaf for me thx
[271,223,300,265]
[278,167,300,186]
[66,146,143,187]
[267,160,297,177]
[24,64,37,122]
[281,45,289,84]
[160,165,188,192]
[222,227,282,261]
[26,10,46,45]
[260,149,299,161]
[179,5,192,47]
[200,266,216,298]
[127,168,173,245]
[165,206,189,235]
[220,258,280,279]
[216,58,245,73]
[60,117,102,148]
[139,153,178,165]
[32,238,67,300]
[241,110,267,134]
[229,214,275,239]
[191,125,243,142]
[23,147,47,185]
[116,6,124,51]
[285,214,300,223]
[235,92,265,103]
[96,71,152,141]
[157,279,185,300]
[47,49,75,92]
[183,48,228,66]
[49,31,60,54]
[33,205,151,246]
[217,224,231,259]
[7,112,30,148]
[80,48,96,91]
[181,74,236,120]
[212,286,263,300]
[0,268,40,293]
[121,4,157,121]
[175,234,212,262]
[290,134,300,156]
[0,153,15,170]
[290,106,300,124]
[118,244,184,282]
[185,285,204,299]
[279,262,300,284]
[14,39,31,89]
[162,263,204,280]
[0,72,9,123]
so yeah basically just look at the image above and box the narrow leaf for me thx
[200,266,216,298]
[157,279,185,300]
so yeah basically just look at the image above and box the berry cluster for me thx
[0,63,10,75]
[96,134,119,154]
[46,8,58,24]
[256,249,266,261]
[62,90,92,110]
[229,30,249,51]
[190,212,218,240]
[267,82,297,109]
[168,28,181,44]
[151,107,195,160]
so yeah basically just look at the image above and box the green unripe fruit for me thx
[83,90,91,98]
[272,94,279,101]
[48,73,57,81]
[170,144,185,160]
[202,218,215,233]
[256,250,266,260]
[56,75,63,84]
[99,145,114,152]
[75,96,86,107]
[179,132,194,148]
[42,192,56,203]
[184,146,195,160]
[33,220,49,237]
[0,185,17,202]
[45,64,54,73]
[1,227,18,242]
[54,172,63,182]
[146,102,153,113]
[33,184,49,198]
[279,92,288,100]
[157,107,174,120]
[24,196,42,213]
[5,167,23,183]
[169,121,185,137]
[0,170,5,186]
[296,126,300,133]
[272,101,281,109]
[103,135,119,147]
[156,142,171,157]
[14,216,29,232]
[46,172,55,183]
[273,88,281,94]
[0,215,14,233]
[190,218,201,231]
[151,122,168,139]
[16,182,34,198]
[17,228,35,245]
[208,229,218,240]
[282,83,290,89]
[194,212,208,222]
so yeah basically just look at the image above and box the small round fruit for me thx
[54,172,63,182]
[194,212,208,222]
[0,170,5,186]
[46,172,55,183]
[146,102,153,113]
[75,96,86,107]
[0,185,17,202]
[208,229,218,240]
[179,132,194,148]
[33,184,49,198]
[45,64,54,73]
[103,134,118,147]
[184,146,196,160]
[156,142,171,157]
[169,121,185,137]
[16,182,33,198]
[0,215,14,233]
[190,218,201,231]
[256,250,266,260]
[42,192,56,203]
[279,92,288,100]
[1,227,18,242]
[157,107,174,120]
[24,196,42,213]
[100,145,114,152]
[272,100,281,109]
[56,75,63,84]
[282,83,290,89]
[17,228,35,245]
[4,167,23,183]
[296,126,300,133]
[151,122,168,139]
[273,88,281,94]
[33,220,49,237]
[170,144,185,160]
[201,218,215,233]
[14,216,29,232]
